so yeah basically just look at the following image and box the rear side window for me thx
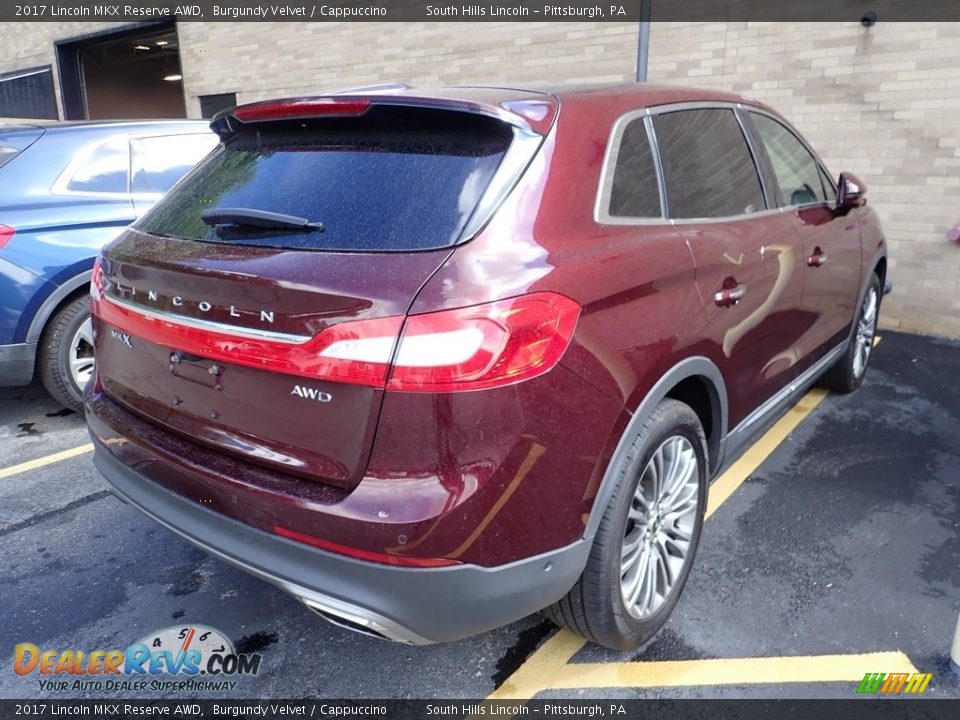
[0,127,43,170]
[653,109,765,219]
[0,143,19,170]
[750,113,826,207]
[606,118,661,219]
[137,108,513,252]
[64,137,129,194]
[131,133,218,196]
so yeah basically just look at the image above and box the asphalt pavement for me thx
[1,331,958,700]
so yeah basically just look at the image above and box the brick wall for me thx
[175,22,637,107]
[0,20,957,336]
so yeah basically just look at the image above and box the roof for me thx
[322,81,764,109]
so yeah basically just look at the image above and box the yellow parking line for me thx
[488,631,585,700]
[487,343,897,700]
[522,651,917,694]
[489,383,829,700]
[706,387,827,519]
[0,443,93,480]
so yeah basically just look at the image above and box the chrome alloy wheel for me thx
[852,286,878,379]
[620,435,699,620]
[68,316,95,391]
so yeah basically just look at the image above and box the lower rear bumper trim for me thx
[91,441,590,644]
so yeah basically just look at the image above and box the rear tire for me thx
[38,296,94,412]
[544,399,708,651]
[821,274,881,394]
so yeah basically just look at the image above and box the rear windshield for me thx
[136,107,514,252]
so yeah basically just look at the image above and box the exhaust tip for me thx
[307,606,391,642]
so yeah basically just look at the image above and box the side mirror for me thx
[837,172,867,210]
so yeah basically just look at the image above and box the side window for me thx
[131,133,218,196]
[65,137,129,194]
[750,113,826,207]
[607,118,661,219]
[818,165,837,205]
[652,108,765,219]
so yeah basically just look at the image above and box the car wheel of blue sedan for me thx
[38,296,94,412]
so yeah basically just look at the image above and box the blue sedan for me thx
[0,120,217,410]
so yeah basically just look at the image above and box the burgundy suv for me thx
[86,84,886,650]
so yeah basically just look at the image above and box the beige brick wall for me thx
[175,22,637,108]
[648,22,960,338]
[0,20,957,337]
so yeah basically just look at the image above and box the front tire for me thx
[545,399,708,651]
[38,296,94,412]
[821,274,881,394]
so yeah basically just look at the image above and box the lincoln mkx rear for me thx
[87,84,887,649]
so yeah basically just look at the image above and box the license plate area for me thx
[169,351,223,391]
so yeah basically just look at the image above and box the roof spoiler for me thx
[210,91,558,139]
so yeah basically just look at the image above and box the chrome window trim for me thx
[646,114,670,219]
[461,125,546,240]
[102,294,311,345]
[595,100,790,227]
[594,107,667,226]
[733,106,776,211]
[741,107,839,212]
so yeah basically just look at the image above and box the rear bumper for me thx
[92,442,590,644]
[0,342,36,386]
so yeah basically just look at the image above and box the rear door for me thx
[651,107,805,426]
[93,106,517,489]
[745,111,861,365]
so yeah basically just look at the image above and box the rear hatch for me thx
[92,96,548,489]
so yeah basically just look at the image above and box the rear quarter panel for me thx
[392,93,708,560]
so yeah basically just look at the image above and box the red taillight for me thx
[90,256,105,303]
[233,98,371,122]
[273,525,460,567]
[94,294,404,385]
[94,291,579,392]
[388,293,580,392]
[0,223,14,250]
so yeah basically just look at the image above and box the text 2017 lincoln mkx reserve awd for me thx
[85,84,887,650]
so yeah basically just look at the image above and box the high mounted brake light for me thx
[232,99,371,122]
[93,291,580,392]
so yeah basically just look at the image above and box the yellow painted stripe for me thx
[706,388,828,519]
[489,370,844,700]
[486,630,585,701]
[0,443,93,480]
[540,651,917,692]
[873,335,882,347]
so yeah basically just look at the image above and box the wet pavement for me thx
[1,331,958,699]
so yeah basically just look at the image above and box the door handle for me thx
[714,283,746,308]
[808,247,828,268]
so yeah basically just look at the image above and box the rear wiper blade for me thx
[200,208,324,232]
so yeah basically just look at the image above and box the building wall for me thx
[0,20,957,336]
[175,22,638,109]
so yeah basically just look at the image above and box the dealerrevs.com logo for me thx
[14,625,262,693]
